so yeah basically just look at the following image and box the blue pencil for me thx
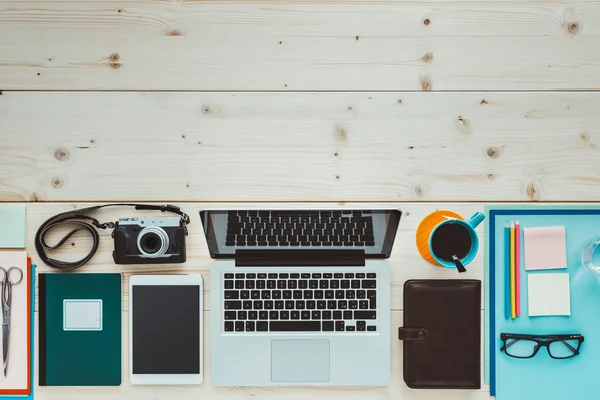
[505,222,511,319]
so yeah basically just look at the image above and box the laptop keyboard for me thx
[223,272,378,333]
[225,210,375,247]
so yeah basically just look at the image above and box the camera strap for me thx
[34,203,190,271]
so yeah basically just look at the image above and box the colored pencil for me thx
[515,219,521,317]
[510,222,516,319]
[505,222,511,319]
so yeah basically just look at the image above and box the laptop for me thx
[200,209,402,386]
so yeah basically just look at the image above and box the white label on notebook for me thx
[63,300,103,331]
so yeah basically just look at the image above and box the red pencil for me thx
[515,219,521,317]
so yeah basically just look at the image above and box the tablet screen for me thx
[132,285,200,374]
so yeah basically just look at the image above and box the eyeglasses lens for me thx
[505,338,538,358]
[548,340,579,358]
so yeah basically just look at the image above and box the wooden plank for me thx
[23,202,490,398]
[0,1,598,90]
[2,91,600,202]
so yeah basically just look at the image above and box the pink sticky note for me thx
[523,226,567,270]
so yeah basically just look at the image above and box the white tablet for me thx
[129,274,203,385]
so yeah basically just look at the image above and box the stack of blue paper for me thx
[486,206,600,400]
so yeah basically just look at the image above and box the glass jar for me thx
[581,236,600,275]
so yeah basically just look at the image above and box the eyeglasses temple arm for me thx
[502,339,519,351]
[559,340,578,353]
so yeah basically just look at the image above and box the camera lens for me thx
[140,232,161,254]
[137,226,170,258]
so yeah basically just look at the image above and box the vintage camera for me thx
[112,216,186,264]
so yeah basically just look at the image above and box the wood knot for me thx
[108,53,121,68]
[201,105,211,114]
[334,152,339,157]
[421,52,433,64]
[487,173,496,180]
[347,105,353,111]
[404,211,410,216]
[51,177,64,189]
[580,132,589,141]
[480,99,488,105]
[355,35,360,41]
[414,184,424,197]
[335,125,348,142]
[457,116,470,134]
[486,146,501,159]
[420,75,432,91]
[423,18,431,26]
[565,21,580,35]
[335,175,341,180]
[408,146,414,150]
[527,183,540,200]
[397,99,402,104]
[168,29,182,36]
[54,148,70,161]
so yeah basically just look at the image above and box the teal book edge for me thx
[2,264,34,400]
[483,206,490,386]
[39,273,122,386]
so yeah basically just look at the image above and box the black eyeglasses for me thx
[500,333,584,359]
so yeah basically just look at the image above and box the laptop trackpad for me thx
[271,339,330,382]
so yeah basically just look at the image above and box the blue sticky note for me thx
[0,206,26,248]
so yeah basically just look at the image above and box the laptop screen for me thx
[199,209,401,259]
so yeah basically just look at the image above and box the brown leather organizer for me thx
[398,279,481,389]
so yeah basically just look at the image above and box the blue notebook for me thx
[487,206,600,400]
[2,264,34,400]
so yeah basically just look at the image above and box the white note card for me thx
[528,273,571,316]
[64,300,103,331]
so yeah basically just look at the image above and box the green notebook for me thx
[39,273,122,386]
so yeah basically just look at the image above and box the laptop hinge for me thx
[234,250,365,267]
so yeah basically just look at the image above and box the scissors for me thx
[1,266,23,377]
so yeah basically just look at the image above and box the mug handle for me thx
[468,212,485,229]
